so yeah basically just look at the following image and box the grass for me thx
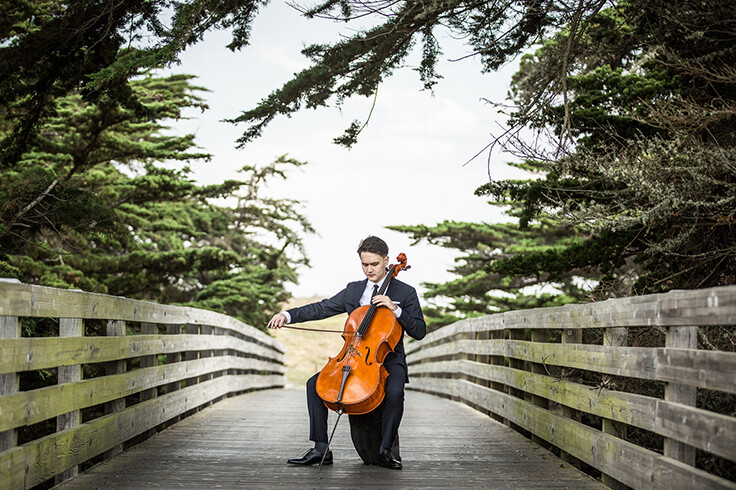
[271,297,349,387]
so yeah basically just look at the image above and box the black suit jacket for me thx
[287,277,426,379]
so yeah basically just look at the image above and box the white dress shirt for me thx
[283,273,402,324]
[359,275,403,318]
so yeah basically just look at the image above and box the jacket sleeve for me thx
[286,287,349,324]
[396,286,426,341]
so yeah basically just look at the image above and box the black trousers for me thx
[306,362,406,451]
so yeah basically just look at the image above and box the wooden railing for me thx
[0,280,285,489]
[406,285,736,489]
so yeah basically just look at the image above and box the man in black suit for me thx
[267,236,426,470]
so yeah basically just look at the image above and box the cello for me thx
[314,253,411,465]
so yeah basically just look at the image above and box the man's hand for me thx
[371,294,397,312]
[267,312,288,329]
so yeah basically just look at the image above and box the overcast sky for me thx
[164,1,524,300]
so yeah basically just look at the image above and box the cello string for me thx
[357,264,397,337]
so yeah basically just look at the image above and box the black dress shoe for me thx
[287,448,333,466]
[378,448,402,470]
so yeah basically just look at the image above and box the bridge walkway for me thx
[57,388,604,489]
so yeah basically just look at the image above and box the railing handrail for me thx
[0,280,282,352]
[407,285,736,355]
[4,282,735,488]
[405,284,736,489]
[0,281,285,489]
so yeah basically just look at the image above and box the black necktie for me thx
[372,284,379,298]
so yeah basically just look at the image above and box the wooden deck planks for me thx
[57,388,605,489]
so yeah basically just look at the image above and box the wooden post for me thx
[213,326,225,375]
[212,327,226,402]
[453,331,470,403]
[474,329,490,416]
[104,319,126,460]
[55,318,83,484]
[164,324,182,424]
[508,329,529,437]
[602,327,628,489]
[0,315,20,452]
[489,329,505,423]
[139,322,159,440]
[664,326,697,465]
[530,329,550,448]
[560,327,583,465]
[475,329,490,386]
[508,329,526,399]
[200,325,214,407]
[185,324,200,388]
[183,324,200,417]
[200,325,213,382]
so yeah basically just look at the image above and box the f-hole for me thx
[363,346,372,366]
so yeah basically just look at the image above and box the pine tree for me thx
[1,75,313,328]
[226,1,736,319]
[396,1,736,319]
[490,1,736,295]
[0,0,267,167]
[5,1,734,325]
[230,0,595,148]
[389,216,594,330]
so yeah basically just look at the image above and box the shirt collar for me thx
[370,272,389,291]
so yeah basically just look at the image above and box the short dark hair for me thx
[357,236,388,257]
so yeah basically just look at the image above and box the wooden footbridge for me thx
[1,280,735,489]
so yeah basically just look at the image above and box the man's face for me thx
[360,251,389,283]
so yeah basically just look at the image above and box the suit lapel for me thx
[346,279,368,313]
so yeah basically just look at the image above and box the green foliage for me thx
[5,0,732,330]
[501,0,736,295]
[0,0,267,167]
[388,1,736,326]
[389,219,592,329]
[1,73,313,329]
[232,0,569,147]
